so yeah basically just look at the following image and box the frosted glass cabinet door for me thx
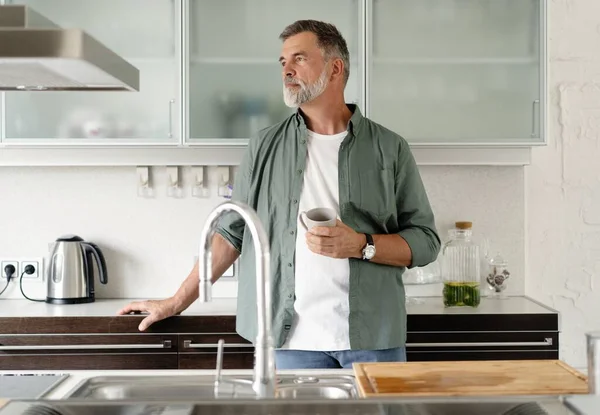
[369,0,544,144]
[187,0,361,141]
[3,0,180,142]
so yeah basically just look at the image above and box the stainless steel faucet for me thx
[198,200,276,399]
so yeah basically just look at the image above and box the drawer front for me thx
[0,353,177,370]
[0,334,177,355]
[407,314,558,332]
[406,332,558,352]
[178,352,254,370]
[178,333,253,354]
[178,333,254,370]
[407,350,559,362]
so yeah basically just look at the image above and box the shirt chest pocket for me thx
[355,168,396,219]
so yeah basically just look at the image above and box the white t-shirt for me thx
[281,129,351,351]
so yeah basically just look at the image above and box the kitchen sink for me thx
[62,374,357,400]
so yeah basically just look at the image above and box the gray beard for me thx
[283,68,328,108]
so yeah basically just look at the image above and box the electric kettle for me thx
[46,235,108,304]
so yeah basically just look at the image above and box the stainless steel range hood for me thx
[0,5,139,91]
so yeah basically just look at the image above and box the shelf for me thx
[373,57,537,65]
[0,144,531,167]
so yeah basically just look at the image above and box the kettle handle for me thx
[84,242,108,285]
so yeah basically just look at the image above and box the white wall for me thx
[0,165,524,303]
[526,0,600,370]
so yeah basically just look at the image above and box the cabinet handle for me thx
[183,340,253,349]
[168,98,175,138]
[0,340,172,350]
[406,338,553,348]
[531,99,540,137]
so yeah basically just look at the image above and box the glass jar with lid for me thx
[441,221,481,307]
[486,252,510,299]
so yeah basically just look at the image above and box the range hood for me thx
[0,5,139,91]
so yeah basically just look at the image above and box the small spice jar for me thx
[486,252,510,299]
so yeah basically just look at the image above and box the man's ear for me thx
[330,58,344,82]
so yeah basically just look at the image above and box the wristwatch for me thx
[362,234,376,261]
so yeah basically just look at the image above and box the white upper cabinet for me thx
[368,0,544,145]
[0,0,546,152]
[2,0,181,143]
[186,0,362,141]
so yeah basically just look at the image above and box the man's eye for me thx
[296,56,305,62]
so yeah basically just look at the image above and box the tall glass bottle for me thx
[442,221,481,307]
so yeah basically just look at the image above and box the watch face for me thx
[364,245,376,259]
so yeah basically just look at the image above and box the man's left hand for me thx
[306,219,366,259]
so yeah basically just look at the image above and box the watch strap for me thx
[362,233,374,261]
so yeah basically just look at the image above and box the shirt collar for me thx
[294,103,364,135]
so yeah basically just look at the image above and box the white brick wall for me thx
[526,0,600,369]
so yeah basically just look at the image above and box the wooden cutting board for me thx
[353,360,588,398]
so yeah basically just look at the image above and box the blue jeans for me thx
[275,347,406,369]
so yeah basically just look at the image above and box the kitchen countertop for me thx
[0,298,238,317]
[0,296,557,317]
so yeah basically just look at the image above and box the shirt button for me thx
[288,263,292,267]
[301,139,306,144]
[290,230,295,235]
[297,169,303,174]
[288,294,293,299]
[293,199,298,204]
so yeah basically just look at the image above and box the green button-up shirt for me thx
[216,104,440,350]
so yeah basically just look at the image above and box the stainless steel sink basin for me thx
[62,374,357,400]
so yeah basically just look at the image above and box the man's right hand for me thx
[117,298,179,331]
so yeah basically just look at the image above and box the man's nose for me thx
[283,63,295,78]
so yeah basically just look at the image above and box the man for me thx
[119,20,440,369]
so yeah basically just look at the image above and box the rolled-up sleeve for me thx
[395,140,441,268]
[215,136,256,253]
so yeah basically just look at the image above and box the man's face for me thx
[279,32,329,108]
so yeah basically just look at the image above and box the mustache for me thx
[284,76,305,87]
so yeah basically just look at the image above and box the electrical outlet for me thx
[222,261,236,278]
[20,258,43,281]
[193,256,237,279]
[0,260,19,281]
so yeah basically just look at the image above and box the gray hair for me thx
[279,20,350,86]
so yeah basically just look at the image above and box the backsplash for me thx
[0,165,524,303]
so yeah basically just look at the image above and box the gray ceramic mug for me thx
[299,207,337,231]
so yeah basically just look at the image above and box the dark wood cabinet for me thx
[0,354,178,370]
[0,334,178,370]
[0,316,254,370]
[0,297,560,369]
[406,310,559,362]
